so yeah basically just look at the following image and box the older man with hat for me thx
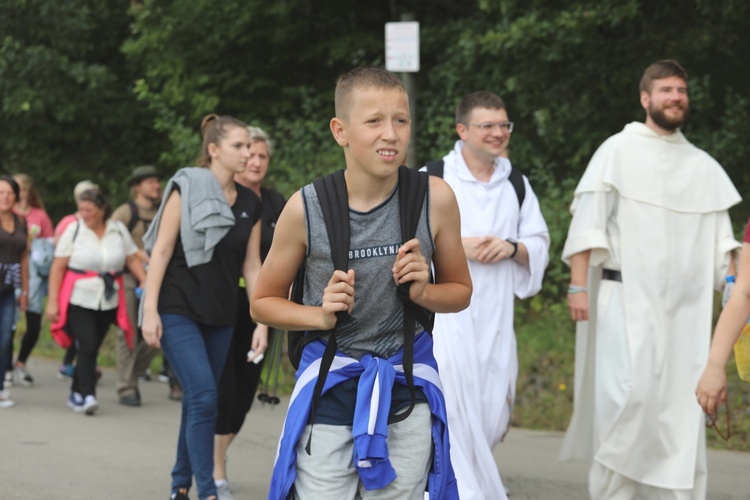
[111,165,162,406]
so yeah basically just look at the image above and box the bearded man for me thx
[559,60,741,499]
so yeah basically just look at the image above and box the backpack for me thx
[425,159,526,208]
[288,165,433,446]
[126,200,153,233]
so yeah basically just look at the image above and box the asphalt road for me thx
[2,357,749,499]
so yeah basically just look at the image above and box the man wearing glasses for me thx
[560,60,740,499]
[425,91,550,500]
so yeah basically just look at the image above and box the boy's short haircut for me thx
[334,67,407,120]
[455,91,506,125]
[639,60,688,93]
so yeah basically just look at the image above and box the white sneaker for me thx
[0,389,15,408]
[13,365,33,387]
[4,370,13,387]
[82,395,98,415]
[215,480,234,500]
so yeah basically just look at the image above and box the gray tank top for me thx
[301,181,434,359]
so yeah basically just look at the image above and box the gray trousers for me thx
[115,273,159,397]
[294,403,433,500]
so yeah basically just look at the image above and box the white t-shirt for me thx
[55,219,138,310]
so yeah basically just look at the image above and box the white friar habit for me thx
[431,141,550,500]
[559,122,741,495]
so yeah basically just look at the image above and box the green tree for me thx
[0,0,166,219]
[418,0,750,305]
[124,0,471,191]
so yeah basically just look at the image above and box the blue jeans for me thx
[160,314,233,500]
[0,290,16,392]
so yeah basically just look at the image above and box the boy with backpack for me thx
[251,67,472,500]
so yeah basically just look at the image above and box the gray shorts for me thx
[294,403,432,500]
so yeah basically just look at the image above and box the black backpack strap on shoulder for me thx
[312,169,351,324]
[508,166,526,208]
[391,165,431,425]
[429,158,525,210]
[303,169,352,454]
[72,219,81,243]
[425,159,444,178]
[126,200,139,232]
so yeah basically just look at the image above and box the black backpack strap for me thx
[72,218,81,243]
[430,158,525,209]
[391,165,431,425]
[425,159,444,178]
[126,200,139,232]
[311,169,351,324]
[508,166,526,208]
[303,169,352,453]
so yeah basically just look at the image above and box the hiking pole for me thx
[268,332,286,406]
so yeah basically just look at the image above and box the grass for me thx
[512,302,750,452]
[13,301,750,451]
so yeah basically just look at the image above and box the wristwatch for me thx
[507,239,518,258]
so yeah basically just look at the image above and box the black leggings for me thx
[68,305,115,397]
[215,291,264,435]
[16,311,42,364]
[63,344,77,366]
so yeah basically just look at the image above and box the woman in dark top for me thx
[142,114,264,500]
[213,127,286,495]
[0,175,28,408]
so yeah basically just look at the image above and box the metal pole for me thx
[400,12,417,168]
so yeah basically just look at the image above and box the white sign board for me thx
[385,21,420,72]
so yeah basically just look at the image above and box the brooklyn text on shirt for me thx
[349,243,402,260]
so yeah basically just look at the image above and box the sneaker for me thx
[170,488,190,499]
[13,364,34,387]
[67,392,84,412]
[0,389,15,408]
[158,373,170,383]
[82,395,98,415]
[4,370,12,387]
[215,481,234,500]
[57,364,74,380]
[138,368,152,382]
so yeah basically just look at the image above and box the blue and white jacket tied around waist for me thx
[269,331,458,499]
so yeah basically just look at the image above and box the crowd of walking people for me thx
[0,60,748,500]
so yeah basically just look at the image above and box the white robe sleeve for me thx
[561,189,617,268]
[513,177,550,299]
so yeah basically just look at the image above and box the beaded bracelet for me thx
[567,285,588,294]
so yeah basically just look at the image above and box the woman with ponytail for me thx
[141,114,264,500]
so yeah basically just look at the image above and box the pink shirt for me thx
[744,219,750,243]
[14,206,53,239]
[54,214,79,241]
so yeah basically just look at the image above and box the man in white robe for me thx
[560,60,741,499]
[427,91,550,500]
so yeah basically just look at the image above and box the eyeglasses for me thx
[467,121,514,133]
[706,400,731,441]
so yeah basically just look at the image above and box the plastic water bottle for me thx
[722,275,735,307]
[734,321,750,382]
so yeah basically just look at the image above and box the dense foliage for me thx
[2,0,750,302]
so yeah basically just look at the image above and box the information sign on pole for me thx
[385,21,420,73]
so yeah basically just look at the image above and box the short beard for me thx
[648,103,689,132]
